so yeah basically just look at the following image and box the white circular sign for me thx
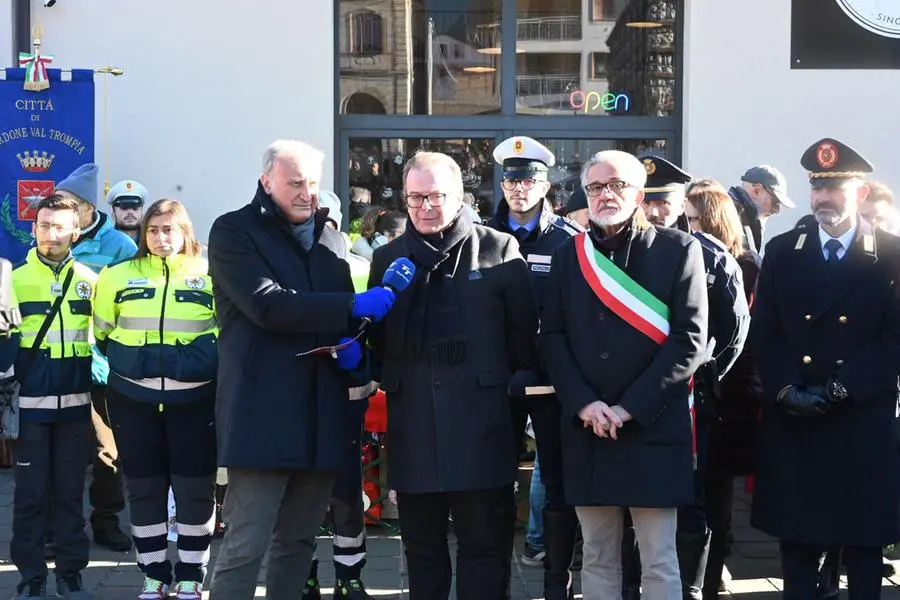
[835,0,900,38]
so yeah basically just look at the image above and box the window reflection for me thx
[516,0,679,117]
[339,1,502,116]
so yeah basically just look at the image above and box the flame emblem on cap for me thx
[513,139,524,154]
[643,158,656,175]
[816,143,838,169]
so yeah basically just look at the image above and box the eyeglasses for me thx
[501,178,538,191]
[405,193,448,208]
[584,180,632,198]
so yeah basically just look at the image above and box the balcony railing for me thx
[516,73,580,110]
[517,15,582,41]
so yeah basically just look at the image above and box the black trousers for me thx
[11,417,91,583]
[106,388,217,584]
[89,384,126,531]
[510,395,566,510]
[327,423,367,582]
[702,468,736,596]
[780,541,883,600]
[398,485,512,600]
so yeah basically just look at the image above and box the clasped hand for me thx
[578,401,632,440]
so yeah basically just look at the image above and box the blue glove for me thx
[91,345,110,386]
[335,338,362,370]
[352,287,396,322]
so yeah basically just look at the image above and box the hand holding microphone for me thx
[354,257,417,326]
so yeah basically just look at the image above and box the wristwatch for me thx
[826,378,849,403]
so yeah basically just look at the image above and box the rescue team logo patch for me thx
[816,142,839,169]
[75,280,92,300]
[643,158,656,175]
[185,276,205,290]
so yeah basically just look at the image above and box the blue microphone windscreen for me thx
[382,257,416,292]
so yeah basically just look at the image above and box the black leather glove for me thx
[776,385,829,417]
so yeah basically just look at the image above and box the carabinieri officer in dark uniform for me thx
[625,156,750,600]
[752,138,900,600]
[486,136,582,600]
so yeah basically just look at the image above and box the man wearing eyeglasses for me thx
[366,150,539,600]
[727,165,794,254]
[540,150,708,600]
[485,136,583,600]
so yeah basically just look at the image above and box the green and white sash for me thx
[574,231,669,344]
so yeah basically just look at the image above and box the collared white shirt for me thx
[818,224,856,261]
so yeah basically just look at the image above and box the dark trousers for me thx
[11,417,91,583]
[780,541,883,600]
[106,388,217,584]
[510,395,566,510]
[399,485,512,600]
[327,426,367,582]
[89,384,126,531]
[702,468,735,597]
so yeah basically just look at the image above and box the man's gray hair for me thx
[402,151,464,199]
[581,150,648,189]
[262,140,325,175]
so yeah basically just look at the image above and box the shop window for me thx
[348,10,383,56]
[339,0,501,116]
[517,0,679,117]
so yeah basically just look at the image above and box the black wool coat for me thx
[751,219,900,547]
[368,224,539,493]
[209,183,364,471]
[540,223,708,508]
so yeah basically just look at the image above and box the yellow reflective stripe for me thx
[117,316,216,333]
[117,376,212,391]
[93,314,116,334]
[21,329,89,344]
[19,392,90,410]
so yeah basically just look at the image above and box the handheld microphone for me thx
[360,257,416,328]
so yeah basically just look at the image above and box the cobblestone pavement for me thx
[0,471,898,598]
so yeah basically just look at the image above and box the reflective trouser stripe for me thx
[19,392,90,410]
[118,376,211,391]
[349,381,378,401]
[116,316,216,333]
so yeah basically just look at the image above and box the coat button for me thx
[836,360,844,366]
[839,315,848,324]
[600,352,610,360]
[802,355,812,365]
[433,380,443,389]
[804,314,811,321]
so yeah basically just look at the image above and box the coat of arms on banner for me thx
[17,180,54,221]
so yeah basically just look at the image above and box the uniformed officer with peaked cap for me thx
[752,137,900,600]
[106,180,149,243]
[487,135,583,600]
[640,156,693,231]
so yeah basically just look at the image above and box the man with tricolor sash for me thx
[540,150,708,600]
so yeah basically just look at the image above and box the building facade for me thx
[3,0,900,244]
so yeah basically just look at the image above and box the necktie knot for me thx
[825,238,842,266]
[515,228,530,242]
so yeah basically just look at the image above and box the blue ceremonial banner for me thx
[0,68,95,263]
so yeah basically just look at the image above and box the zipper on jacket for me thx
[159,258,170,395]
[56,268,64,412]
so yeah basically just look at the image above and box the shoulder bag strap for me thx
[16,266,75,388]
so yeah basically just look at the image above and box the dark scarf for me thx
[400,209,475,365]
[252,181,324,255]
[74,211,106,244]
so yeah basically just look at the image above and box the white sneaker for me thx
[138,577,169,600]
[173,581,202,600]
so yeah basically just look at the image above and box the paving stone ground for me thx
[0,471,897,599]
